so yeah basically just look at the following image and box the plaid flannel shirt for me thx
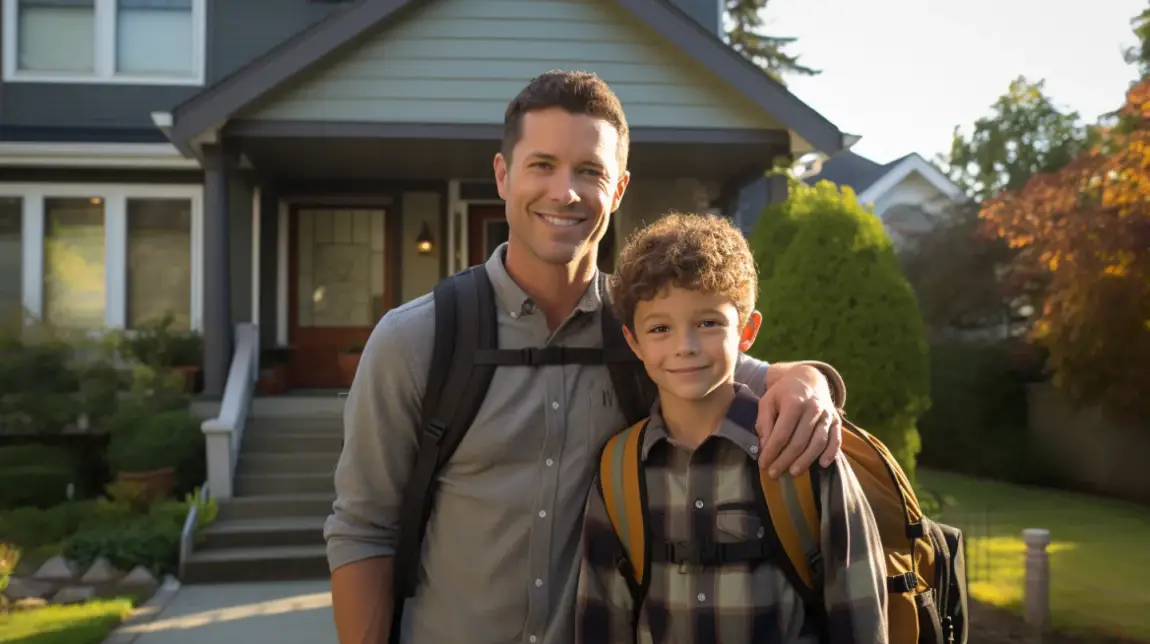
[575,384,889,644]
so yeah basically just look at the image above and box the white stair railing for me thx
[200,323,260,500]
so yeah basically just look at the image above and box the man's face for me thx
[494,107,630,267]
[624,287,761,402]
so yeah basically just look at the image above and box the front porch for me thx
[202,128,790,396]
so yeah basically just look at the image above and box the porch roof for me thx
[226,121,790,180]
[158,0,849,159]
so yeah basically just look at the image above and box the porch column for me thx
[201,143,235,398]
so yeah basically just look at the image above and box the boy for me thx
[575,212,889,643]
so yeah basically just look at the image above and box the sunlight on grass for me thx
[920,468,1150,641]
[0,598,133,644]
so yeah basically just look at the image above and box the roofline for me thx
[856,153,968,205]
[165,0,847,155]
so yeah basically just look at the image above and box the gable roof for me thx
[806,151,966,204]
[166,0,846,155]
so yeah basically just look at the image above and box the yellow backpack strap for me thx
[759,465,823,596]
[598,419,649,588]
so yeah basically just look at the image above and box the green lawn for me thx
[920,468,1150,642]
[0,598,133,644]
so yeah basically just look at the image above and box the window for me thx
[3,0,204,84]
[43,197,106,330]
[127,198,191,330]
[0,185,202,332]
[0,198,23,327]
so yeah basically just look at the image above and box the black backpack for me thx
[387,264,656,643]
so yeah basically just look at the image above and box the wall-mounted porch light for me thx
[416,221,435,255]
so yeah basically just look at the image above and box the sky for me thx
[765,0,1146,165]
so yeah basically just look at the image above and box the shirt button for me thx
[510,311,519,319]
[697,592,707,602]
[749,445,759,455]
[538,510,547,518]
[545,458,554,467]
[551,401,559,410]
[535,578,544,587]
[529,637,538,643]
[694,499,704,509]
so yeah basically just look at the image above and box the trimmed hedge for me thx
[748,180,931,480]
[917,339,1061,486]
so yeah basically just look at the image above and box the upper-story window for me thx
[2,0,206,85]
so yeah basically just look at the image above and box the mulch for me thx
[968,600,1141,644]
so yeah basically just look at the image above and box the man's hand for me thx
[755,364,843,478]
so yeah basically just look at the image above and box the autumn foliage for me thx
[979,79,1150,422]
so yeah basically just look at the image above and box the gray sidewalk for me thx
[110,580,336,644]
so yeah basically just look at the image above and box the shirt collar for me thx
[640,383,762,461]
[483,241,607,319]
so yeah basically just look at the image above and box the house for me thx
[803,151,968,249]
[0,0,851,582]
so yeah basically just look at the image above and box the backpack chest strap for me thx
[474,346,638,366]
[650,538,774,567]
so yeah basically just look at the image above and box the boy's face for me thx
[623,286,762,402]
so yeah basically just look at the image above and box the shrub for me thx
[0,445,79,510]
[66,521,182,578]
[748,179,931,480]
[106,409,201,474]
[0,542,18,595]
[917,339,1062,486]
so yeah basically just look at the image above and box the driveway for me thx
[109,580,336,644]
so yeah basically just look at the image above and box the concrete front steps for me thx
[182,396,344,584]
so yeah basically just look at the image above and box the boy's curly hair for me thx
[610,212,758,331]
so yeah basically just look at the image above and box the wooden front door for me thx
[468,205,509,266]
[289,205,392,389]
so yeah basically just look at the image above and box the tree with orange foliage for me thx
[979,78,1150,422]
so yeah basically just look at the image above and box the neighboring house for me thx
[805,151,969,249]
[0,0,852,395]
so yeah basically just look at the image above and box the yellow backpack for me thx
[597,415,970,644]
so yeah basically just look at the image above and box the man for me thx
[325,70,848,644]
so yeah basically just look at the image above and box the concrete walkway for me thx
[111,580,337,644]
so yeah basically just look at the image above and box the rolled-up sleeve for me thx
[324,304,427,572]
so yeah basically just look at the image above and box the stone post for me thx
[1022,528,1051,641]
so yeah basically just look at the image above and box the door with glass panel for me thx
[289,206,390,389]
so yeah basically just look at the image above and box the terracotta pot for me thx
[337,352,362,387]
[116,466,176,503]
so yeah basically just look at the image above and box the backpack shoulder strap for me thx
[756,463,824,602]
[390,265,500,643]
[597,418,650,591]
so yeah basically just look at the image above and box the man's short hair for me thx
[502,69,630,170]
[610,212,758,331]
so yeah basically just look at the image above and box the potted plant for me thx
[105,406,199,503]
[338,341,365,387]
[166,331,203,393]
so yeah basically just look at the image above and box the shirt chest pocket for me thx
[715,506,767,542]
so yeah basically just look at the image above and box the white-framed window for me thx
[0,183,203,332]
[1,0,206,85]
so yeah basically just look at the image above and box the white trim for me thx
[251,186,261,326]
[0,182,204,331]
[0,142,199,169]
[20,193,44,319]
[276,201,289,346]
[2,0,207,86]
[856,153,966,206]
[104,194,127,329]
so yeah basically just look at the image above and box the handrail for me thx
[178,482,210,579]
[200,323,260,500]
